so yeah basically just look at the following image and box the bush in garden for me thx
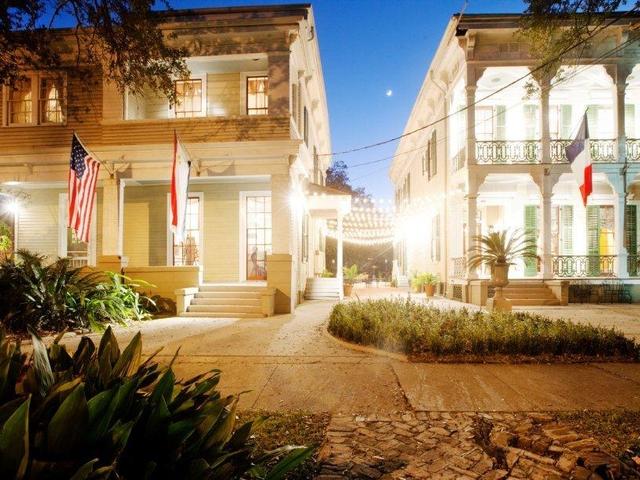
[0,250,154,333]
[0,327,312,479]
[328,298,639,359]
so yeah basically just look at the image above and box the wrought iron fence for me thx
[476,140,540,164]
[551,139,617,163]
[451,149,466,171]
[626,138,640,162]
[552,255,616,278]
[451,257,466,278]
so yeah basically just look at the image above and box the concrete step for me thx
[195,291,260,299]
[504,293,557,300]
[199,284,266,293]
[305,277,341,300]
[191,297,260,306]
[179,311,264,318]
[187,304,262,314]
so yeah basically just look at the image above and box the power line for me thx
[346,33,638,175]
[320,9,638,158]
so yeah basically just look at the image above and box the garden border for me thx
[322,327,409,362]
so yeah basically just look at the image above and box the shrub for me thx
[328,298,639,360]
[0,327,312,479]
[0,250,154,333]
[410,273,438,292]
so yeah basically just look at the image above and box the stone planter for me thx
[424,284,436,297]
[344,283,353,297]
[486,262,512,312]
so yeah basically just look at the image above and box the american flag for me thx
[68,133,100,243]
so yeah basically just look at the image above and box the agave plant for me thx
[0,328,312,479]
[467,229,538,271]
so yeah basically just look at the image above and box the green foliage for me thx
[342,264,359,284]
[0,221,11,254]
[320,269,335,278]
[467,230,538,270]
[0,250,154,333]
[328,298,639,359]
[0,327,313,479]
[411,273,438,291]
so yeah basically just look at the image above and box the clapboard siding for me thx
[0,70,103,150]
[101,115,289,145]
[207,73,241,116]
[123,186,167,267]
[17,189,64,259]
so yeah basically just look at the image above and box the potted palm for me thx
[411,272,438,296]
[342,264,359,297]
[467,229,537,312]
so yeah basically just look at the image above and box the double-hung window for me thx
[174,79,204,118]
[246,76,268,115]
[5,74,65,126]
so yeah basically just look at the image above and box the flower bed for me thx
[328,299,639,362]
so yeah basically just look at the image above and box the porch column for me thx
[616,191,629,278]
[607,63,633,162]
[535,173,559,279]
[465,66,483,166]
[465,193,478,279]
[268,51,290,116]
[540,75,551,163]
[268,172,295,313]
[101,177,121,256]
[336,213,344,299]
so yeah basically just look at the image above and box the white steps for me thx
[396,275,410,288]
[179,283,266,318]
[499,281,561,306]
[305,277,341,300]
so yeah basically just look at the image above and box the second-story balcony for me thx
[476,140,541,164]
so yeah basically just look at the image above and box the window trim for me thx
[238,190,272,282]
[240,71,268,116]
[245,74,269,116]
[169,75,207,119]
[3,73,67,127]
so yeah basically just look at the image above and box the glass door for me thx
[246,195,271,280]
[172,196,201,266]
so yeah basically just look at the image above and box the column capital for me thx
[604,63,634,87]
[465,65,486,89]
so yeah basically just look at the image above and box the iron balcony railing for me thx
[626,138,640,162]
[552,255,616,278]
[551,138,617,163]
[476,140,541,164]
[451,257,466,278]
[628,254,640,277]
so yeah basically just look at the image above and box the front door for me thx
[245,194,271,280]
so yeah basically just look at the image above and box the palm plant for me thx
[467,229,538,272]
[342,264,359,285]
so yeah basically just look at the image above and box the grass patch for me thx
[238,410,330,479]
[558,410,640,465]
[328,298,639,361]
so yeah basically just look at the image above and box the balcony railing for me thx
[552,255,616,278]
[626,138,640,162]
[451,257,466,278]
[551,139,617,163]
[628,254,640,277]
[476,140,540,164]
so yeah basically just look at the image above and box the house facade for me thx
[0,4,349,315]
[390,12,640,305]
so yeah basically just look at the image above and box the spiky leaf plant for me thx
[467,230,538,270]
[0,327,312,479]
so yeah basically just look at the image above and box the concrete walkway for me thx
[55,295,640,413]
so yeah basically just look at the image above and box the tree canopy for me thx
[325,160,368,198]
[0,0,188,102]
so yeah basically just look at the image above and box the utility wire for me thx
[320,9,639,158]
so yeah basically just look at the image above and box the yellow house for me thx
[0,4,350,316]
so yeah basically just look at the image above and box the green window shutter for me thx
[524,205,538,277]
[560,105,573,139]
[627,204,638,276]
[495,105,506,141]
[625,104,636,138]
[431,130,437,177]
[524,105,539,139]
[560,205,573,254]
[586,205,600,276]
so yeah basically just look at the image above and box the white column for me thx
[466,193,478,279]
[336,213,344,299]
[614,80,627,162]
[541,192,553,278]
[465,85,477,166]
[616,192,629,278]
[540,76,551,164]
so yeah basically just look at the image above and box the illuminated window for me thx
[246,76,268,115]
[39,77,64,124]
[246,195,272,280]
[174,79,203,118]
[173,196,201,266]
[8,78,33,125]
